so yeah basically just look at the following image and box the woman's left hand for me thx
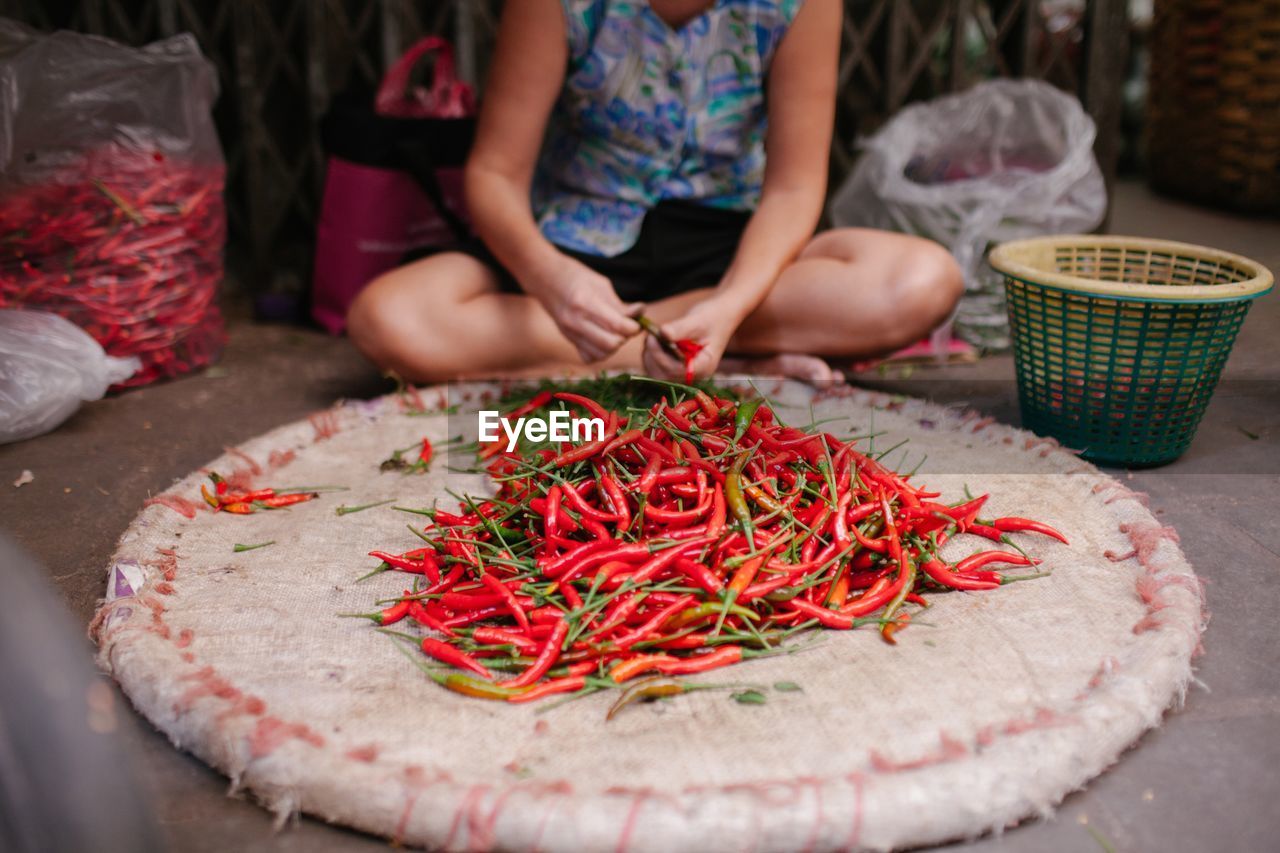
[641,295,743,382]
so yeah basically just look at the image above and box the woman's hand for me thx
[641,295,743,381]
[531,256,641,364]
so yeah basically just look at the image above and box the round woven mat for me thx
[94,381,1203,852]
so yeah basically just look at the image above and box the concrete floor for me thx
[1,180,1276,852]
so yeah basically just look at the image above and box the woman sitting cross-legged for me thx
[348,0,963,383]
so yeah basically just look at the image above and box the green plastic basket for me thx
[989,236,1273,467]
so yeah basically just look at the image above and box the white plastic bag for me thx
[830,79,1107,349]
[0,311,139,444]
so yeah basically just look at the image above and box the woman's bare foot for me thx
[718,352,841,384]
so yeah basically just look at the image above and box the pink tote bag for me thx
[311,37,475,335]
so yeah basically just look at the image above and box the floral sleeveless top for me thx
[533,0,804,256]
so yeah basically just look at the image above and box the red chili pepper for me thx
[543,485,563,542]
[552,391,611,422]
[506,674,586,703]
[600,474,631,528]
[471,625,539,653]
[221,489,276,504]
[655,645,742,675]
[991,516,1069,544]
[499,618,569,688]
[420,638,491,678]
[561,482,619,522]
[402,601,452,636]
[675,339,703,383]
[674,556,724,595]
[966,523,1005,542]
[954,550,1036,573]
[418,437,433,466]
[342,597,411,626]
[506,390,553,420]
[480,572,532,634]
[631,454,662,496]
[920,558,1001,591]
[258,492,318,508]
[609,654,679,683]
[369,550,439,576]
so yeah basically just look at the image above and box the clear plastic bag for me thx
[0,310,138,444]
[830,79,1107,349]
[0,20,226,385]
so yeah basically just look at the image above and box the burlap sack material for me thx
[93,380,1203,852]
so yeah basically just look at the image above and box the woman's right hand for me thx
[530,256,641,364]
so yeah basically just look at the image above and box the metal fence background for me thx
[0,1,1125,299]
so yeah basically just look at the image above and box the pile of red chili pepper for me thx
[355,383,1066,711]
[0,145,226,387]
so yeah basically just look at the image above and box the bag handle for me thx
[376,36,464,117]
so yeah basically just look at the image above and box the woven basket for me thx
[1146,0,1280,212]
[989,235,1273,467]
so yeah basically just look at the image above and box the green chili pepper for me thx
[725,452,752,533]
[880,556,918,645]
[732,398,763,444]
[429,672,527,701]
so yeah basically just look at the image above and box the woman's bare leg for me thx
[731,228,964,358]
[347,252,648,382]
[346,229,962,382]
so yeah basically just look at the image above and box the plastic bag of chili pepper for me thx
[0,22,226,388]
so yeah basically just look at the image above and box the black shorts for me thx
[459,200,751,303]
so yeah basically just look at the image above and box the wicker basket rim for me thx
[989,235,1274,303]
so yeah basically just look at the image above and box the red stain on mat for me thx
[221,467,256,493]
[345,744,379,763]
[393,766,431,844]
[472,785,518,852]
[527,781,574,853]
[175,666,241,713]
[615,789,650,853]
[267,449,296,469]
[223,446,262,476]
[978,707,1077,747]
[869,731,968,773]
[442,784,491,851]
[844,772,866,851]
[248,716,325,758]
[143,495,200,518]
[174,628,194,648]
[399,384,426,413]
[152,547,179,580]
[310,409,340,441]
[1119,520,1180,568]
